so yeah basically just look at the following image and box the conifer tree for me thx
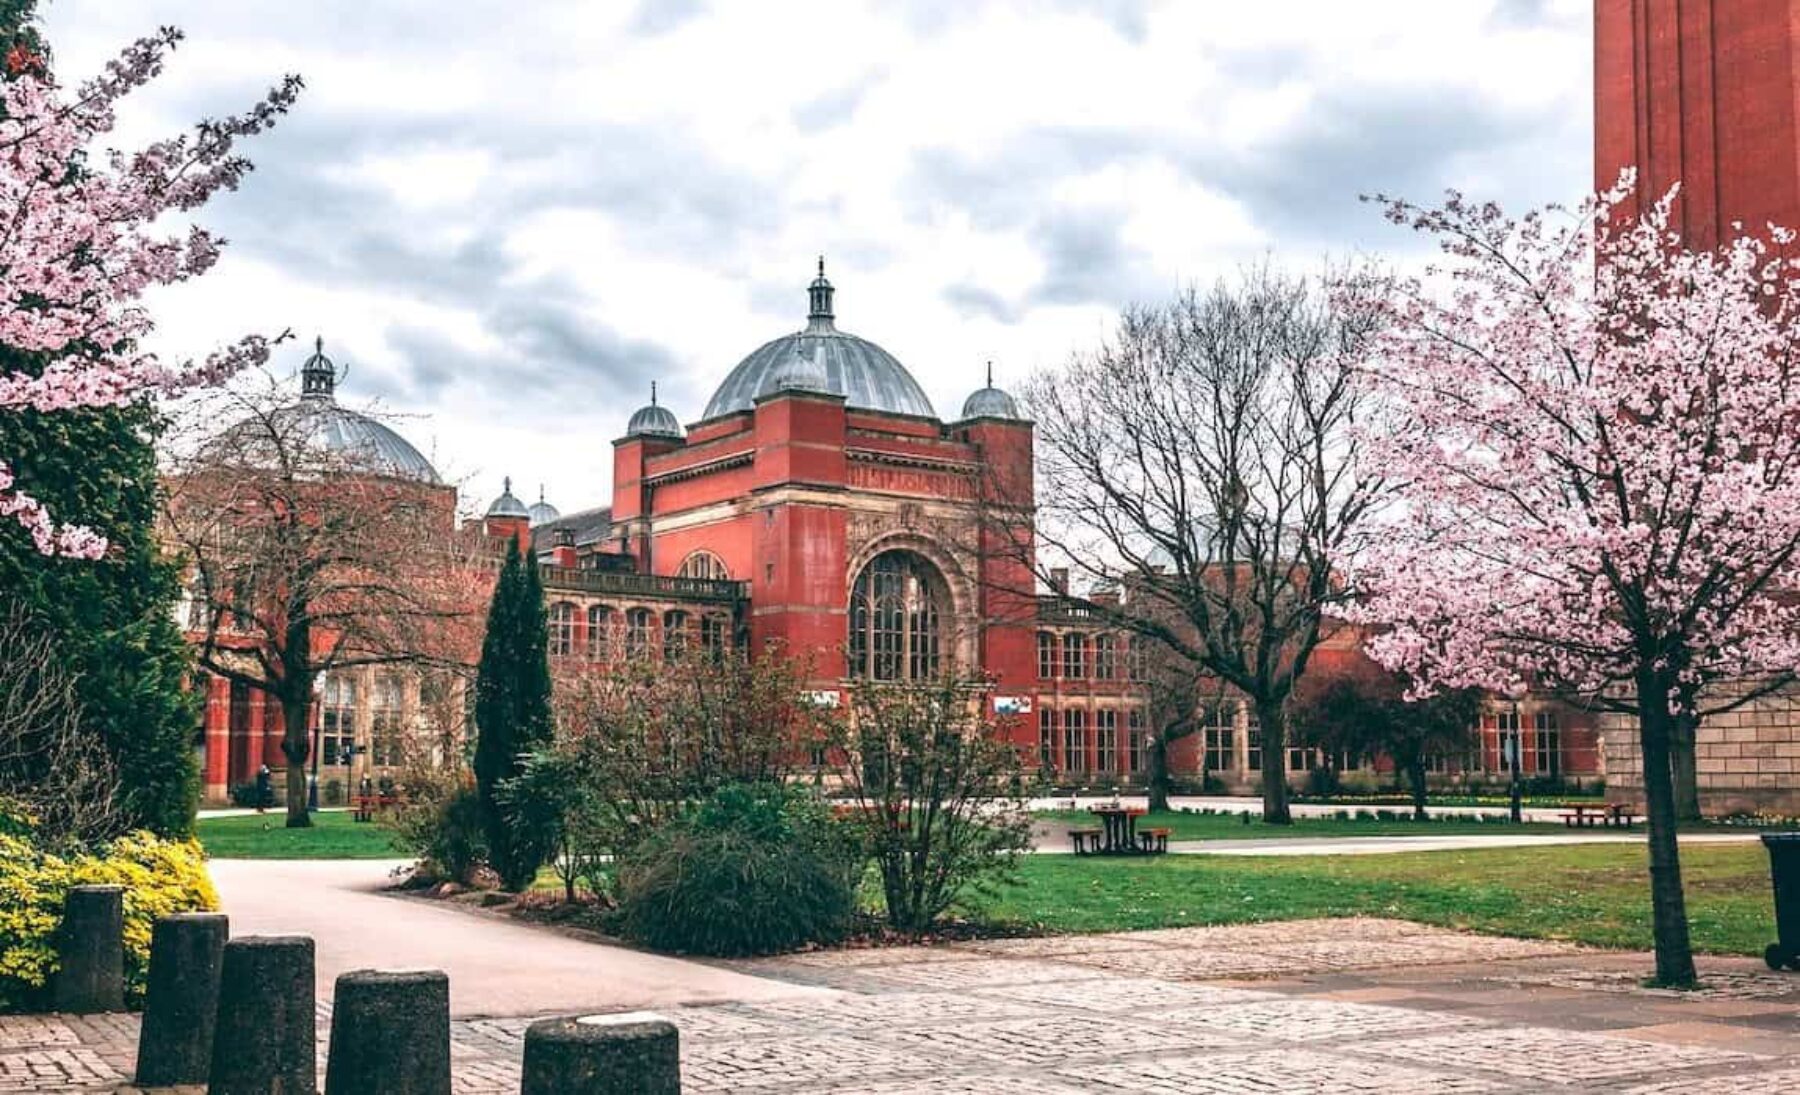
[473,535,555,889]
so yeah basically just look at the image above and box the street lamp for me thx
[1508,702,1523,824]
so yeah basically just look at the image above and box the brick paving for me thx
[7,917,1800,1092]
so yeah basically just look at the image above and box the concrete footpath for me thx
[206,859,828,1018]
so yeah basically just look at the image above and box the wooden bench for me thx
[1560,802,1639,829]
[352,793,402,823]
[1138,827,1171,854]
[1069,828,1104,855]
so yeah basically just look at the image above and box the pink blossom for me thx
[0,27,300,556]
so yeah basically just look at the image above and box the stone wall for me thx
[1603,684,1800,815]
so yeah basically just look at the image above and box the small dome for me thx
[527,486,560,526]
[625,382,684,439]
[960,364,1023,420]
[487,476,529,519]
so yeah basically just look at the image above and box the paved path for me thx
[11,916,1800,1093]
[207,859,827,1018]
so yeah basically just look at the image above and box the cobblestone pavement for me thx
[8,918,1800,1092]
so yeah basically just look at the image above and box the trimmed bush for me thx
[615,784,861,957]
[385,773,487,884]
[0,825,216,1011]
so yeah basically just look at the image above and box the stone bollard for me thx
[323,969,451,1095]
[53,885,125,1013]
[135,913,230,1087]
[520,1012,681,1095]
[208,935,315,1095]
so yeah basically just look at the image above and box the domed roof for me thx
[527,486,560,526]
[960,363,1022,420]
[216,338,441,484]
[486,476,529,519]
[701,260,937,421]
[625,382,684,439]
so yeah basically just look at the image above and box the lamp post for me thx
[1508,702,1523,824]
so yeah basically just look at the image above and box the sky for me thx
[42,0,1591,517]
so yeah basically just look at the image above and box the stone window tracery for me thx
[847,550,948,681]
[678,551,730,581]
[549,601,576,657]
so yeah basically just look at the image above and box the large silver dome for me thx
[701,263,937,421]
[215,340,441,484]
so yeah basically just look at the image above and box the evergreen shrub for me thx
[615,784,861,957]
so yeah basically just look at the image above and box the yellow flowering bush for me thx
[0,825,215,1011]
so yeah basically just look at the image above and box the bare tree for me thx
[0,606,124,847]
[161,367,483,827]
[1026,264,1384,823]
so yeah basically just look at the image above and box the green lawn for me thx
[975,843,1775,955]
[195,810,407,859]
[1036,809,1574,841]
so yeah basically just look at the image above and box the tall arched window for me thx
[663,610,689,663]
[626,608,652,659]
[677,551,730,581]
[549,602,576,657]
[370,675,404,767]
[586,605,612,661]
[848,550,948,681]
[320,676,356,767]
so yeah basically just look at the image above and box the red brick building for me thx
[188,267,1606,803]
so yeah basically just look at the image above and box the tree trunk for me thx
[1637,673,1697,986]
[1256,699,1291,825]
[1147,736,1171,813]
[1670,712,1702,822]
[280,692,312,829]
[1406,758,1429,820]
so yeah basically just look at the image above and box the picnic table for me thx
[1559,802,1637,829]
[1088,805,1146,854]
[352,792,402,823]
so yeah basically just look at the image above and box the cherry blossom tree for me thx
[1353,172,1800,986]
[0,27,300,557]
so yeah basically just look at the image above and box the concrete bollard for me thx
[208,935,315,1095]
[135,913,230,1086]
[53,885,125,1013]
[324,969,451,1095]
[520,1012,681,1095]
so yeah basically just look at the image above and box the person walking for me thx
[255,764,272,813]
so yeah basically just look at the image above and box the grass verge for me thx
[196,810,406,859]
[976,842,1774,954]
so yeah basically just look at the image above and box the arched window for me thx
[848,550,948,681]
[549,602,576,657]
[320,676,356,767]
[1094,634,1116,680]
[626,609,652,659]
[586,605,612,662]
[677,551,730,581]
[370,676,404,767]
[1062,633,1088,679]
[663,610,689,663]
[700,615,729,660]
[1037,631,1057,679]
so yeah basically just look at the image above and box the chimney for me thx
[551,527,578,569]
[1049,568,1070,595]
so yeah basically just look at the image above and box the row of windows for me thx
[547,604,730,663]
[1036,632,1142,682]
[317,675,406,768]
[1494,710,1563,775]
[1038,708,1148,774]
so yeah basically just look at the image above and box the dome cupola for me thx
[625,382,684,440]
[486,476,529,519]
[527,485,560,526]
[701,259,937,420]
[960,362,1023,420]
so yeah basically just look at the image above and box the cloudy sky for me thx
[43,0,1590,516]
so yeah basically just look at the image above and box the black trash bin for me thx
[1760,832,1800,971]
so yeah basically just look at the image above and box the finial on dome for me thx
[651,380,658,406]
[986,360,994,388]
[808,256,835,330]
[503,475,512,494]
